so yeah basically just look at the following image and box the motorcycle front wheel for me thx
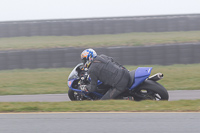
[68,89,84,101]
[133,80,169,101]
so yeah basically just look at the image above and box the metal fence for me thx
[0,14,200,38]
[0,43,199,70]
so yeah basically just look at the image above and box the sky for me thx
[0,0,200,21]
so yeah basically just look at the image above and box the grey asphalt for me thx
[0,90,200,102]
[0,112,200,133]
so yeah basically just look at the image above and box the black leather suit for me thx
[86,54,130,100]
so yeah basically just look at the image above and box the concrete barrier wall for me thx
[0,14,200,38]
[0,43,199,70]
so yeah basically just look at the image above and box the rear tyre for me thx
[134,80,169,101]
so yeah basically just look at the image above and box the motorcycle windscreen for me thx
[68,63,83,80]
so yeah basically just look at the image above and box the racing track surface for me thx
[0,112,200,133]
[0,90,200,102]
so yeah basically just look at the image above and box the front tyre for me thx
[68,89,82,101]
[134,80,169,101]
[68,89,76,101]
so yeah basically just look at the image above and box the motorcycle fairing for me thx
[68,79,81,92]
[129,67,152,90]
[68,79,103,99]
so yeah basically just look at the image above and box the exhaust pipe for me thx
[148,73,163,81]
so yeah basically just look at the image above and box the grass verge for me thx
[0,64,200,95]
[0,100,199,113]
[0,31,200,50]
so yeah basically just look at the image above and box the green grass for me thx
[0,100,199,112]
[0,31,200,50]
[0,68,70,95]
[0,64,200,95]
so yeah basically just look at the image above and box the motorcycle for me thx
[67,63,169,101]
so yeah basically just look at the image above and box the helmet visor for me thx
[82,57,87,65]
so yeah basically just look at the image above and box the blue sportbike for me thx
[68,63,169,101]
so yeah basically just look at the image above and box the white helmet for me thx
[81,48,97,68]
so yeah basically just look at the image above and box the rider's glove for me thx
[80,85,88,92]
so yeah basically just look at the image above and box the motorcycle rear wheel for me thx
[134,80,169,101]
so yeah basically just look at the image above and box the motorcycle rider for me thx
[80,48,131,100]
